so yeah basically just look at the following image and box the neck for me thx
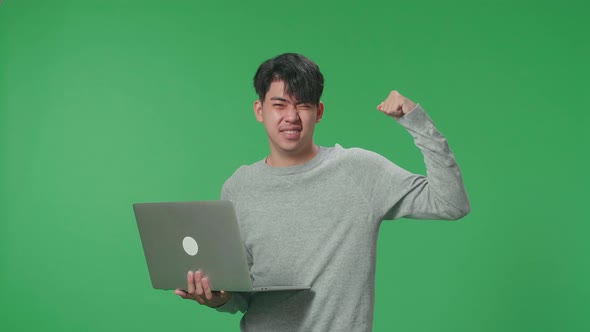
[266,144,319,168]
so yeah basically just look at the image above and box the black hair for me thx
[253,53,324,105]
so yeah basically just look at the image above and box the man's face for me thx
[254,80,324,158]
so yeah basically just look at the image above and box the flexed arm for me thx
[365,90,470,221]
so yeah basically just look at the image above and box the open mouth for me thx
[280,128,302,139]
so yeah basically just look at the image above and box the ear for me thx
[254,100,263,122]
[316,101,324,123]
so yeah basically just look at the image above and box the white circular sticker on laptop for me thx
[182,236,199,256]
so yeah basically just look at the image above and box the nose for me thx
[284,106,299,122]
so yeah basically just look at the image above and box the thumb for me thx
[377,102,384,111]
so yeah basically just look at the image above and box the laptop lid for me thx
[133,200,254,292]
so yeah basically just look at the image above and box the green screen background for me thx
[1,0,588,331]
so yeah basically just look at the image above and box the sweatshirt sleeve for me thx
[356,103,471,221]
[214,178,251,314]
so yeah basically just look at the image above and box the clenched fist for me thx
[377,90,417,120]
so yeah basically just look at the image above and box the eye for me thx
[273,104,286,109]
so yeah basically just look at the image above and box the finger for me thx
[377,102,384,110]
[389,92,402,108]
[384,99,395,114]
[220,290,232,303]
[195,270,204,296]
[202,278,213,300]
[187,271,195,295]
[385,98,402,116]
[214,290,226,297]
[194,295,205,304]
[174,289,189,299]
[391,99,403,113]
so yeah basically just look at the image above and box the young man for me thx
[175,53,470,331]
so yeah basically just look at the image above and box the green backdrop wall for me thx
[1,0,588,331]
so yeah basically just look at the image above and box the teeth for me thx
[284,130,299,134]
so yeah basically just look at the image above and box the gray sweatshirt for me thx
[215,104,470,331]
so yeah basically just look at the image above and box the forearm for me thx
[395,104,470,219]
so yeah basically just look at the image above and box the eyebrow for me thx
[269,97,309,105]
[270,97,290,103]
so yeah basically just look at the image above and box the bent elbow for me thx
[447,201,471,221]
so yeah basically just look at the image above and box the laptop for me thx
[133,200,310,292]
